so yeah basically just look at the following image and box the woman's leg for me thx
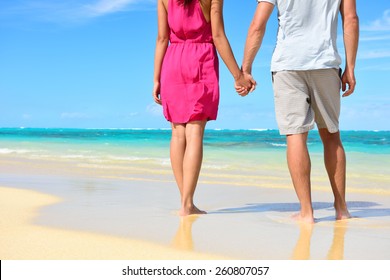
[180,120,207,216]
[170,123,186,198]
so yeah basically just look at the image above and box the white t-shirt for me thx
[258,0,342,71]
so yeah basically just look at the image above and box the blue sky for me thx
[0,0,389,130]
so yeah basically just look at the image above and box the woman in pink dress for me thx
[153,0,255,216]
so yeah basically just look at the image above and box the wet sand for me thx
[1,155,390,260]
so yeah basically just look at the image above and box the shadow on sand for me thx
[208,201,390,221]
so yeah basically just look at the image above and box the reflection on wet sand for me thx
[291,223,314,260]
[327,220,348,260]
[172,215,349,260]
[292,220,348,260]
[172,216,199,251]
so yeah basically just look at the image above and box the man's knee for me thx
[319,129,343,148]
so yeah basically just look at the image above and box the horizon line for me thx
[0,127,389,132]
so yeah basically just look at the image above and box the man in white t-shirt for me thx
[242,0,359,223]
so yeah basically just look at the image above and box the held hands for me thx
[235,71,257,97]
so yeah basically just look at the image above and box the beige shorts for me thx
[272,69,342,135]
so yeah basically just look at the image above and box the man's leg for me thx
[319,129,351,220]
[286,132,315,223]
[272,71,315,222]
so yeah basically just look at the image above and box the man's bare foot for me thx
[292,212,315,224]
[335,202,351,220]
[179,205,206,216]
[335,210,351,220]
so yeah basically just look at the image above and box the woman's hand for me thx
[153,81,162,105]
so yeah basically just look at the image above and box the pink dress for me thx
[160,0,219,123]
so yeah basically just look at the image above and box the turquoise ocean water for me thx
[1,128,389,194]
[1,128,389,153]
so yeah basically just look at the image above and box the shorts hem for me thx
[317,125,339,133]
[278,125,315,135]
